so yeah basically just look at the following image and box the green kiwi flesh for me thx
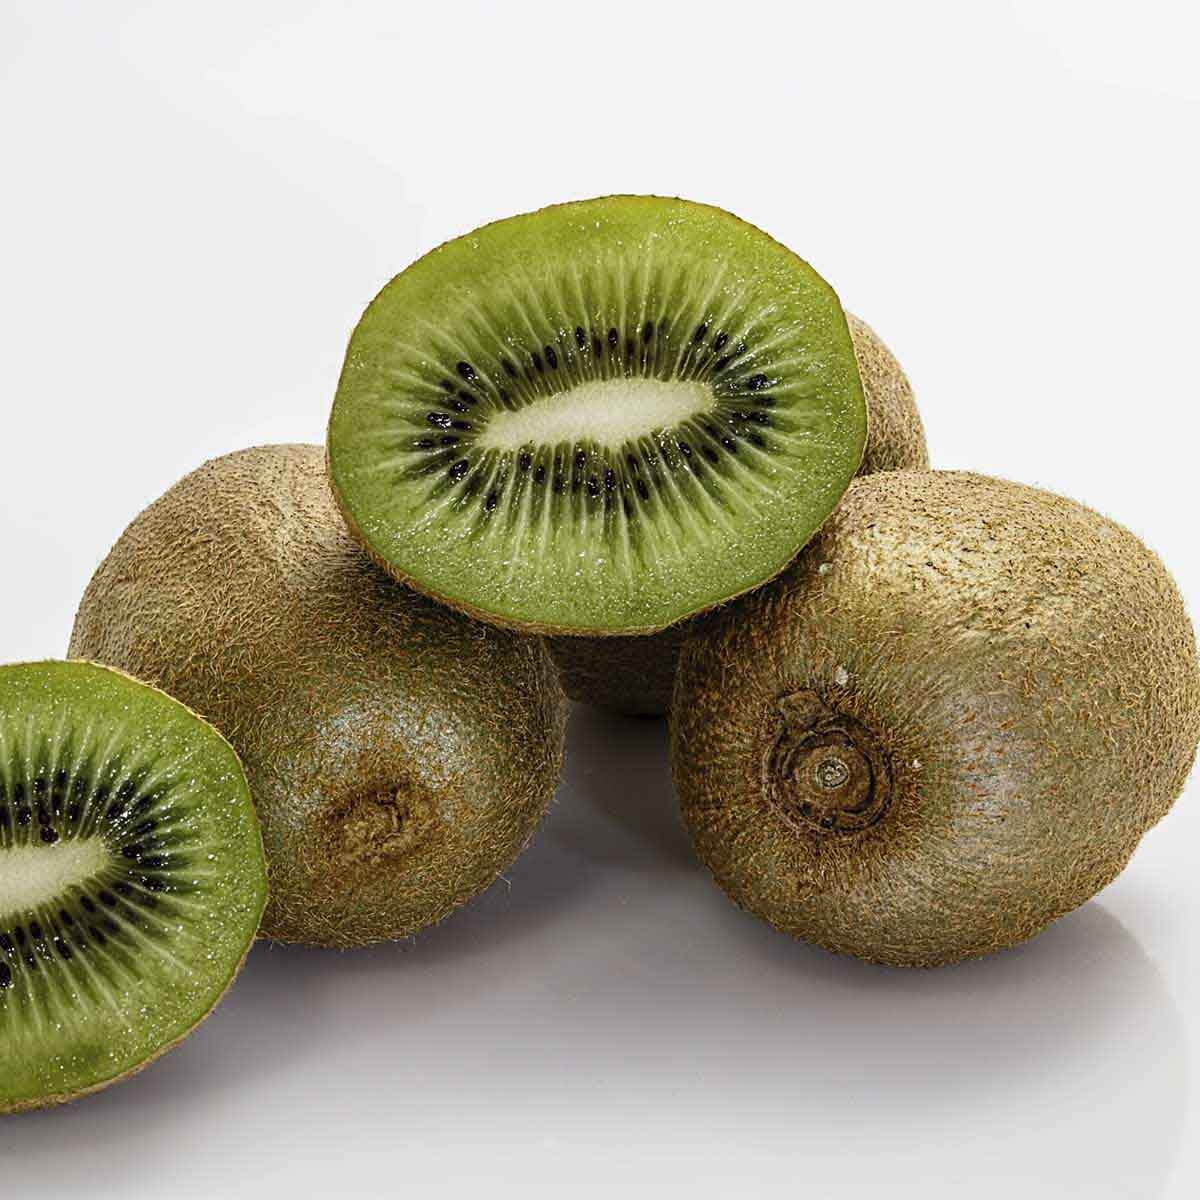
[0,660,265,1114]
[550,313,929,715]
[672,471,1200,967]
[68,445,567,948]
[328,195,867,635]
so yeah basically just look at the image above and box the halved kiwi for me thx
[0,660,266,1114]
[328,195,867,635]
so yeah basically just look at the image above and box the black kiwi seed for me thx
[485,491,499,512]
[604,469,616,491]
[703,447,720,464]
[29,921,43,941]
[456,361,477,383]
[585,478,600,499]
[574,449,587,471]
[678,441,693,458]
[440,436,460,447]
[502,358,518,378]
[16,806,31,826]
[749,412,772,426]
[693,323,708,343]
[450,398,470,413]
[643,321,654,343]
[531,351,544,374]
[608,328,619,349]
[451,420,472,432]
[713,331,729,352]
[448,460,470,483]
[0,932,12,951]
[439,380,456,393]
[575,327,587,350]
[592,335,603,357]
[518,450,533,472]
[636,480,650,502]
[40,827,59,845]
[0,963,12,988]
[100,891,118,907]
[533,465,547,485]
[81,895,97,914]
[746,373,769,391]
[544,346,558,369]
[427,412,453,429]
[457,390,477,406]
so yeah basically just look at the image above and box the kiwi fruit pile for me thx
[2,193,1196,1111]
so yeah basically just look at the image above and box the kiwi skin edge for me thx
[672,470,1200,968]
[0,661,267,1116]
[549,313,930,716]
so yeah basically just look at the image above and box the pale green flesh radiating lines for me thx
[329,198,866,632]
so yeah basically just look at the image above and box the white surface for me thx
[0,2,1197,1196]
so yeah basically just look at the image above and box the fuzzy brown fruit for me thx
[549,314,929,716]
[672,470,1200,967]
[69,445,567,948]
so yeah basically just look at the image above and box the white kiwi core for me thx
[476,378,715,452]
[0,838,111,920]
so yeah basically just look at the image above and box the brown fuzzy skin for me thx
[69,445,567,948]
[671,470,1200,967]
[550,314,930,716]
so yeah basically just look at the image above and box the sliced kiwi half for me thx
[328,195,867,635]
[0,660,266,1114]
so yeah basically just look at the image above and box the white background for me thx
[1,2,1198,1196]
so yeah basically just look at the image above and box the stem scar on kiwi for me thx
[327,194,869,637]
[0,660,266,1114]
[671,470,1200,968]
[68,444,568,949]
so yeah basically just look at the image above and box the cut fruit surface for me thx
[0,661,266,1113]
[328,195,867,634]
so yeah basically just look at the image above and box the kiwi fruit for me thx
[68,444,567,948]
[672,470,1200,967]
[549,313,929,715]
[0,660,265,1114]
[327,194,867,636]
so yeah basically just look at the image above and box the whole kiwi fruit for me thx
[0,660,265,1113]
[550,313,929,716]
[672,470,1200,967]
[69,444,567,948]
